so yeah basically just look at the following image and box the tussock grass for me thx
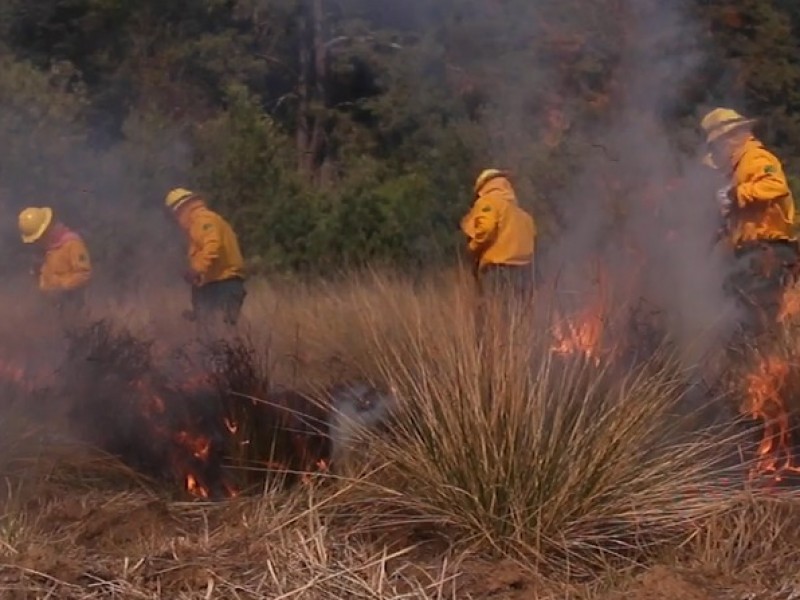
[314,275,742,574]
[3,272,800,597]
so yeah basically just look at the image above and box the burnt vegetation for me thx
[1,274,800,596]
[1,0,800,598]
[52,321,345,498]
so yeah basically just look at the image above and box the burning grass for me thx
[2,271,800,597]
[52,321,345,499]
[720,321,800,487]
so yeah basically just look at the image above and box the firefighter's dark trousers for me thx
[191,278,247,332]
[479,264,534,302]
[474,263,534,354]
[51,287,89,334]
[726,240,799,336]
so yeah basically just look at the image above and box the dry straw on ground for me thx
[1,271,799,599]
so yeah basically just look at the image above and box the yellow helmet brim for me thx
[165,188,197,212]
[171,194,196,212]
[21,207,53,244]
[474,169,507,194]
[705,118,757,145]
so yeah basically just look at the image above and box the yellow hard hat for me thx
[164,187,197,212]
[474,169,507,194]
[700,107,756,145]
[18,206,53,244]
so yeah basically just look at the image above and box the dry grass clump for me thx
[3,271,800,598]
[306,275,744,574]
[679,491,800,578]
[0,471,459,599]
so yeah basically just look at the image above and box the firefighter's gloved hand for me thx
[716,186,734,214]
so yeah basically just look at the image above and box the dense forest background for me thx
[0,0,797,283]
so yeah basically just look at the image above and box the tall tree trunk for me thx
[296,0,328,182]
[296,2,312,175]
[309,0,327,181]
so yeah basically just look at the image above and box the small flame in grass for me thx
[224,483,240,499]
[186,474,209,499]
[1,348,334,500]
[551,311,604,365]
[174,431,211,461]
[744,355,800,483]
[550,264,609,366]
[131,376,236,500]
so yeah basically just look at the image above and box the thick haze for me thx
[0,72,191,298]
[0,0,741,364]
[547,1,740,362]
[452,0,740,362]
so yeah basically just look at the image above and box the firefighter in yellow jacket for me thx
[460,169,537,296]
[165,188,247,330]
[701,107,798,333]
[18,206,92,325]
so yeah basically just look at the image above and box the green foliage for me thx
[193,86,460,271]
[697,0,800,174]
[0,0,798,279]
[318,166,455,269]
[0,54,87,198]
[193,84,300,265]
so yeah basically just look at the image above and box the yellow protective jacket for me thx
[460,176,536,270]
[726,137,796,247]
[179,203,245,286]
[39,226,92,292]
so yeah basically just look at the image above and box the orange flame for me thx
[744,355,800,482]
[131,378,231,499]
[174,431,211,461]
[186,474,209,499]
[551,265,609,365]
[551,310,604,365]
[224,482,240,498]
